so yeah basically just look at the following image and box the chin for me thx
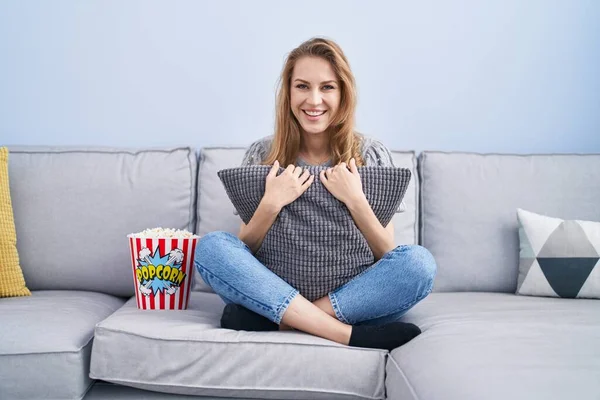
[300,124,329,135]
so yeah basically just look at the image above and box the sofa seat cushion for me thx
[84,381,256,399]
[0,290,125,400]
[386,292,600,400]
[91,291,387,400]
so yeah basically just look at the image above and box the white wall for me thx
[1,0,598,153]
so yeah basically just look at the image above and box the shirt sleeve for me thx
[361,138,406,213]
[362,138,396,168]
[241,137,271,166]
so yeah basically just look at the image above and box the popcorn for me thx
[127,227,199,239]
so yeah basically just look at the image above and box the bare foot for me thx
[281,295,352,345]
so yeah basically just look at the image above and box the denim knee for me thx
[398,244,437,296]
[196,231,240,257]
[197,231,238,250]
[195,231,241,273]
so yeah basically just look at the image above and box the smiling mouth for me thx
[303,110,326,117]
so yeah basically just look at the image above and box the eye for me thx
[323,85,335,90]
[295,84,308,89]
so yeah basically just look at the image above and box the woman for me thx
[195,37,436,351]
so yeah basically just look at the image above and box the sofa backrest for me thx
[195,147,246,240]
[8,146,197,297]
[193,147,420,291]
[419,151,600,293]
[13,145,597,297]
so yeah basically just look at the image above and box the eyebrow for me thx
[294,78,338,85]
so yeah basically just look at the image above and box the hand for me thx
[263,161,315,210]
[319,158,365,206]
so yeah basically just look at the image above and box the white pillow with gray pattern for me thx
[517,208,600,299]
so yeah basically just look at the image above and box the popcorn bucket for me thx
[127,232,198,310]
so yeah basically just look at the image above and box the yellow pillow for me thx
[0,147,30,297]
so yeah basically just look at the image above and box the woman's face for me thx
[290,56,341,135]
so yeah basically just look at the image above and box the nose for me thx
[306,88,322,106]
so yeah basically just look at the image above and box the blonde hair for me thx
[262,37,364,166]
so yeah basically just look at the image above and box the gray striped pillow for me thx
[218,165,411,301]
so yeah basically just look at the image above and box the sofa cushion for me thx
[193,147,245,293]
[389,151,419,246]
[0,290,125,400]
[90,291,387,400]
[386,292,600,400]
[85,381,255,399]
[218,165,411,301]
[419,152,600,292]
[0,147,30,297]
[517,208,600,299]
[7,146,197,297]
[194,147,419,292]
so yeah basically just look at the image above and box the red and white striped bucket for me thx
[127,236,198,310]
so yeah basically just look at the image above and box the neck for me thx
[299,131,330,160]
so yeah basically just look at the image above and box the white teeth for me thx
[304,110,325,116]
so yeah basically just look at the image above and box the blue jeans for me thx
[194,231,436,326]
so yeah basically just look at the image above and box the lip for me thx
[302,109,327,121]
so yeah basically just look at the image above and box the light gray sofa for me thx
[1,146,599,400]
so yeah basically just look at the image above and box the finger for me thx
[299,169,311,183]
[301,175,315,191]
[285,164,295,174]
[293,166,303,178]
[325,167,333,178]
[267,160,279,178]
[350,158,359,174]
[320,170,328,186]
[339,162,347,170]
